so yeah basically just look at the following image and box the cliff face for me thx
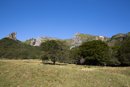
[25,37,59,46]
[70,33,109,48]
[30,38,41,46]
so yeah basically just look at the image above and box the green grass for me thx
[0,59,130,87]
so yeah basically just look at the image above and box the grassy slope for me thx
[0,60,130,87]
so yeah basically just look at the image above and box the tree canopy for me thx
[77,40,110,65]
[40,40,65,64]
[118,37,130,66]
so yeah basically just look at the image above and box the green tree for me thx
[107,46,120,66]
[55,40,70,63]
[118,37,130,66]
[40,40,63,64]
[69,47,81,64]
[78,40,110,65]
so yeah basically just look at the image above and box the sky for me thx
[0,0,130,41]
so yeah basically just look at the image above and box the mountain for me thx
[24,32,110,47]
[71,33,109,47]
[24,37,60,46]
[0,32,130,59]
[16,32,130,48]
[69,32,130,47]
[108,32,130,46]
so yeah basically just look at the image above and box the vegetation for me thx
[0,33,130,86]
[40,40,67,64]
[118,36,130,66]
[0,32,130,66]
[77,40,110,65]
[0,60,130,87]
[0,38,41,59]
[107,46,121,66]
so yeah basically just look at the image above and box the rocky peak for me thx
[6,32,17,40]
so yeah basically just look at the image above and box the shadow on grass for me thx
[43,62,67,66]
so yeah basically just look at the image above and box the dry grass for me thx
[0,59,130,87]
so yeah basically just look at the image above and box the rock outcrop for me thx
[70,33,109,49]
[28,37,58,46]
[30,38,41,46]
[6,32,17,40]
[25,33,110,48]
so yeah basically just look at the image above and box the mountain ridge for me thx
[1,32,130,47]
[24,32,110,46]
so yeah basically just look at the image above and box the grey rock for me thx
[6,32,17,40]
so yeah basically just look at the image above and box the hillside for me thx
[0,60,130,87]
[24,32,130,47]
[0,38,41,59]
[24,33,110,47]
[0,32,130,66]
[108,32,130,46]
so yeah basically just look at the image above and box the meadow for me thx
[0,59,130,87]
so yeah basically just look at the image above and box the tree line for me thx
[40,36,130,66]
[0,37,130,66]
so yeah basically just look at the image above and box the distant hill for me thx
[108,32,130,46]
[70,33,109,47]
[0,38,41,59]
[1,32,130,47]
[24,33,110,48]
[24,37,60,46]
[24,32,130,48]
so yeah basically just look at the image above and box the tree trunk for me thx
[52,57,56,65]
[53,60,56,65]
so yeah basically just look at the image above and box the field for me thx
[0,59,130,87]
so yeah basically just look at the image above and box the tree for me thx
[78,40,110,65]
[40,40,63,64]
[69,47,81,64]
[107,46,120,66]
[118,37,130,66]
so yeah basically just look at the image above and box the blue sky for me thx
[0,0,130,41]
